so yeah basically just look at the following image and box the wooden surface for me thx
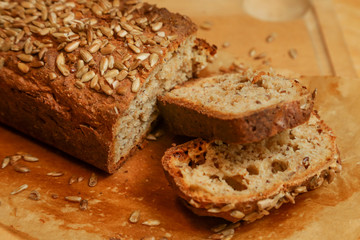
[1,0,360,239]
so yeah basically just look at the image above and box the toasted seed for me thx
[75,80,85,89]
[88,42,101,53]
[65,40,80,52]
[11,184,28,195]
[157,31,165,37]
[200,21,212,30]
[18,62,30,73]
[49,72,57,81]
[10,155,22,165]
[100,26,113,38]
[142,219,160,226]
[65,196,82,203]
[17,54,33,62]
[1,157,10,169]
[81,70,95,83]
[30,60,45,68]
[113,0,120,7]
[230,210,245,219]
[149,53,159,67]
[222,42,230,48]
[254,52,266,60]
[136,53,150,61]
[151,22,163,32]
[78,176,84,182]
[114,61,127,71]
[121,22,133,32]
[266,32,277,43]
[129,210,140,223]
[146,134,156,141]
[56,53,70,76]
[289,48,298,59]
[69,176,77,185]
[118,30,128,37]
[79,199,88,210]
[100,57,109,76]
[90,75,99,89]
[88,172,98,187]
[23,155,39,162]
[76,66,89,79]
[249,48,256,57]
[116,70,128,81]
[128,44,140,54]
[104,69,119,79]
[14,164,30,173]
[47,172,64,177]
[79,49,93,63]
[101,44,116,55]
[101,83,113,95]
[108,55,114,69]
[221,203,235,212]
[29,190,40,201]
[131,78,140,93]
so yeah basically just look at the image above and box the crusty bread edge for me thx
[161,116,341,222]
[158,91,315,144]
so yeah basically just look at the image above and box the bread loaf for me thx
[162,113,341,222]
[0,0,216,173]
[158,71,314,144]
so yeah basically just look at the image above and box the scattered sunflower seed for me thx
[266,32,277,43]
[47,172,64,177]
[1,157,10,169]
[11,184,28,195]
[69,176,77,185]
[88,172,98,187]
[129,210,140,223]
[29,190,40,201]
[211,223,228,233]
[289,48,298,59]
[13,164,30,173]
[222,42,230,48]
[10,155,22,165]
[248,48,256,57]
[23,155,39,162]
[65,196,82,203]
[146,134,156,141]
[142,219,160,226]
[78,176,84,182]
[200,21,212,30]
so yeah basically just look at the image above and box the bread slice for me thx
[158,71,315,144]
[162,113,341,222]
[0,1,216,173]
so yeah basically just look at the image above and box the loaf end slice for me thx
[162,113,341,222]
[158,71,315,144]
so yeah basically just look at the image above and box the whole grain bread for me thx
[158,71,315,144]
[162,113,341,222]
[0,0,216,173]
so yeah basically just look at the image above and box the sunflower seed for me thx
[266,32,277,43]
[116,70,128,81]
[23,155,39,162]
[101,83,113,95]
[92,4,103,16]
[230,210,245,219]
[100,27,113,38]
[146,134,156,141]
[121,22,133,32]
[79,199,88,210]
[211,224,228,233]
[10,155,22,165]
[75,80,85,89]
[108,55,114,69]
[79,49,93,63]
[104,69,119,79]
[49,72,57,81]
[18,62,29,73]
[56,53,70,76]
[88,172,98,187]
[69,176,77,185]
[76,66,89,79]
[128,44,140,54]
[100,57,109,76]
[78,176,84,182]
[249,48,256,57]
[65,196,82,202]
[131,78,140,92]
[149,53,159,67]
[88,42,101,53]
[81,70,95,83]
[142,219,160,226]
[113,0,120,7]
[29,190,40,201]
[47,172,64,177]
[200,21,212,30]
[14,164,30,173]
[1,157,10,169]
[65,40,80,52]
[151,22,162,31]
[11,184,28,195]
[136,53,150,61]
[101,44,116,55]
[289,48,298,59]
[254,52,266,60]
[129,210,140,223]
[90,75,99,89]
[222,42,230,48]
[17,54,33,62]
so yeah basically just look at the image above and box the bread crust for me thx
[0,1,210,173]
[162,115,341,222]
[158,73,315,144]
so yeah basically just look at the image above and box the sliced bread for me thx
[162,113,341,222]
[158,71,315,144]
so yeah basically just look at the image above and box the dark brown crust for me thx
[0,1,201,173]
[158,86,314,144]
[161,115,341,222]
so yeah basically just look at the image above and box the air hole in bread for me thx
[224,176,248,191]
[246,165,259,175]
[271,160,288,173]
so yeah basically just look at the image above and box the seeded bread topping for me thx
[0,0,216,172]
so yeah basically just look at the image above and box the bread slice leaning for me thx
[158,71,315,144]
[162,113,341,223]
